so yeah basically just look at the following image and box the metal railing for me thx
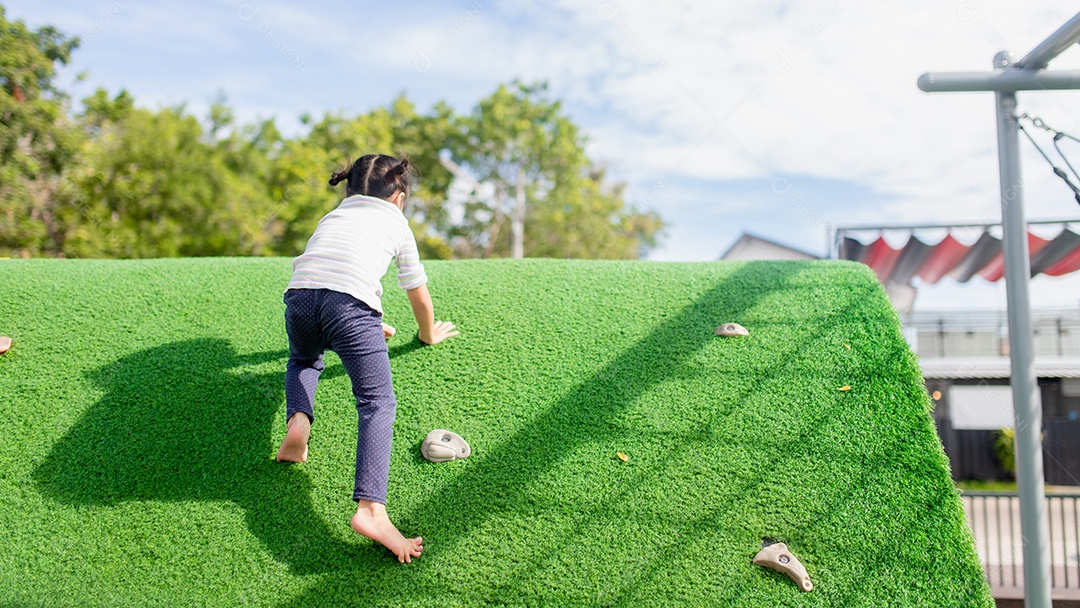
[903,308,1080,358]
[963,492,1080,600]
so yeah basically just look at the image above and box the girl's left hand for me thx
[419,320,459,345]
[382,323,396,340]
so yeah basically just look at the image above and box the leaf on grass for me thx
[616,452,629,462]
[838,385,851,392]
[843,343,851,350]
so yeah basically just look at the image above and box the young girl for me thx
[276,154,457,563]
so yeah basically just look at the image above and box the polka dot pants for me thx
[283,288,396,503]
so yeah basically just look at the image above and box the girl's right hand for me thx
[419,320,459,345]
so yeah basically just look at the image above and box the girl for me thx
[276,154,457,563]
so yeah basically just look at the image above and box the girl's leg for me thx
[321,293,397,503]
[284,356,324,426]
[347,342,395,502]
[278,289,326,462]
[322,291,422,562]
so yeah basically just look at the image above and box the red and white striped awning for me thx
[837,222,1080,285]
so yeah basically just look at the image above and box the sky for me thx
[7,0,1080,311]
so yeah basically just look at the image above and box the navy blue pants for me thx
[283,288,396,503]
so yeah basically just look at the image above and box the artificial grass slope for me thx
[0,257,991,607]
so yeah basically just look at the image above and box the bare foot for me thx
[275,413,310,462]
[350,500,423,563]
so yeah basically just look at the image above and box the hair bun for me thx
[329,170,348,186]
[389,158,409,178]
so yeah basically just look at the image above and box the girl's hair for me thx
[328,154,413,201]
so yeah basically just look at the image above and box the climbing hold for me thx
[421,429,471,462]
[753,541,813,592]
[715,323,749,337]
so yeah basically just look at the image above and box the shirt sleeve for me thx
[395,226,428,290]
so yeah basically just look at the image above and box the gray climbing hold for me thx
[421,429,471,462]
[715,323,749,337]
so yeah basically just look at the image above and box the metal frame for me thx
[918,11,1080,607]
[834,218,1078,232]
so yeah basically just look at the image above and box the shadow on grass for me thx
[281,261,890,605]
[32,339,383,575]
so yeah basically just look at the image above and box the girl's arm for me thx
[407,284,458,345]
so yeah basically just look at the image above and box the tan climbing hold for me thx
[0,337,10,355]
[753,542,813,592]
[715,323,748,337]
[421,429,471,462]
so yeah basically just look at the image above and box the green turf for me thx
[0,257,991,607]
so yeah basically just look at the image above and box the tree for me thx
[527,165,664,259]
[208,103,286,256]
[0,4,662,260]
[0,5,81,256]
[62,90,279,257]
[446,82,663,259]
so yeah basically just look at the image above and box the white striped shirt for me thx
[286,194,427,314]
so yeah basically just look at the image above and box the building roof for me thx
[919,356,1080,379]
[719,232,820,261]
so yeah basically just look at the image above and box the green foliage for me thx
[0,258,992,606]
[450,82,663,259]
[956,479,1018,493]
[0,4,662,260]
[63,95,254,257]
[994,427,1017,478]
[992,427,1045,481]
[0,5,82,255]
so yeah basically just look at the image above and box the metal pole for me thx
[917,69,1080,92]
[1017,11,1080,69]
[994,51,1052,608]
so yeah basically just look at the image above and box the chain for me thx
[1018,113,1051,131]
[1015,112,1080,206]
